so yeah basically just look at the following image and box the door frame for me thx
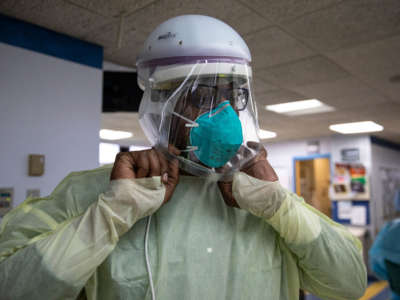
[292,153,331,193]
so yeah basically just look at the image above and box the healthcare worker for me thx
[0,15,366,300]
[369,218,400,300]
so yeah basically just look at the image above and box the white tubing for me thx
[145,215,156,300]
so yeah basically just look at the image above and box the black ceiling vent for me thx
[102,71,143,112]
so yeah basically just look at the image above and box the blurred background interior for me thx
[0,1,400,299]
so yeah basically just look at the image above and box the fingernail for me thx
[162,173,168,183]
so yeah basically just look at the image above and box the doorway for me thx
[294,154,331,218]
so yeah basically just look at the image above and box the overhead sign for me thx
[341,148,360,162]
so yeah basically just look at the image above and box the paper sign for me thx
[337,201,352,219]
[351,206,367,226]
[341,148,360,162]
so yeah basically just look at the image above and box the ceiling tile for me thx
[380,119,400,130]
[258,111,290,129]
[258,55,351,88]
[102,0,271,65]
[239,0,341,23]
[253,77,278,95]
[258,108,291,122]
[291,77,387,109]
[0,0,111,39]
[83,20,119,48]
[123,0,271,40]
[295,110,359,125]
[199,0,272,36]
[65,0,156,18]
[85,19,147,65]
[345,101,400,122]
[256,88,307,106]
[271,126,333,141]
[217,1,272,36]
[244,27,315,69]
[282,0,400,52]
[326,34,400,103]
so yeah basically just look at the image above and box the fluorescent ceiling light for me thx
[100,129,133,140]
[258,129,277,139]
[265,99,335,116]
[129,145,151,151]
[329,121,383,134]
[99,143,120,165]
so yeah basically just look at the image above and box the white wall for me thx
[265,135,372,192]
[329,135,372,171]
[370,143,400,233]
[264,137,329,190]
[0,42,102,210]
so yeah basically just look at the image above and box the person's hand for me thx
[218,142,278,207]
[110,147,180,204]
[240,142,279,182]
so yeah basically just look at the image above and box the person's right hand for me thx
[110,147,180,204]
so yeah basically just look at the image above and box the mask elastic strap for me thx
[170,111,199,152]
[209,101,230,118]
[180,146,198,152]
[171,111,199,127]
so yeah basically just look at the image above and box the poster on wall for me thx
[350,165,367,193]
[330,163,370,200]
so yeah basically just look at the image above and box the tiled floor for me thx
[360,281,391,300]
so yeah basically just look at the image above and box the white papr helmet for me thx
[136,15,261,180]
[136,15,252,88]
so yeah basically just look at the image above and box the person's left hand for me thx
[218,142,279,207]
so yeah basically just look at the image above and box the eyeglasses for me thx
[187,83,249,111]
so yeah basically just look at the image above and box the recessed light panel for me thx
[329,121,383,134]
[100,129,133,140]
[265,99,335,116]
[258,129,277,139]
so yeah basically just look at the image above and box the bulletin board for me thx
[331,200,370,226]
[329,163,370,200]
[330,162,370,226]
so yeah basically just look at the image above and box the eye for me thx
[235,88,248,110]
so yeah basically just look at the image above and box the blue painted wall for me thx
[0,13,103,69]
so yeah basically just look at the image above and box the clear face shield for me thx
[138,59,261,181]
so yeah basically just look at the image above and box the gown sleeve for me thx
[233,172,367,300]
[0,167,165,300]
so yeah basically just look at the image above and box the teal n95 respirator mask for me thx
[189,100,243,168]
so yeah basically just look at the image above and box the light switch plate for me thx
[26,189,40,198]
[29,154,45,176]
